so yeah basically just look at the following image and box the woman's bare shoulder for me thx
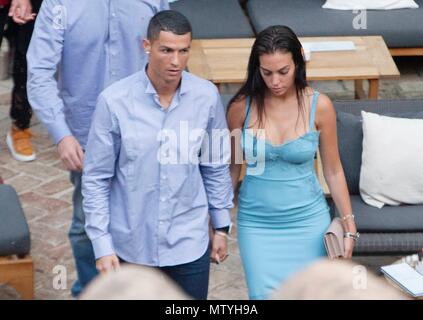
[315,92,336,125]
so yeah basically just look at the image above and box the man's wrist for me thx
[214,225,230,234]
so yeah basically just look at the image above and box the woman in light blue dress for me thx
[227,26,358,300]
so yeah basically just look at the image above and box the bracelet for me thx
[344,232,360,241]
[341,214,355,221]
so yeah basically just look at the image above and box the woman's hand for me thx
[210,232,229,264]
[343,237,355,259]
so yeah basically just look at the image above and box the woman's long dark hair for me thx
[228,25,308,130]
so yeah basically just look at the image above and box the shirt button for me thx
[160,197,166,202]
[111,12,116,17]
[159,221,164,225]
[161,175,167,180]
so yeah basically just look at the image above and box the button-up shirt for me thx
[82,69,234,266]
[27,0,169,148]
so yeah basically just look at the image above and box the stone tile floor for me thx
[0,56,423,300]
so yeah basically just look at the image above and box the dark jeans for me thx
[8,0,43,130]
[120,246,211,300]
[69,171,99,297]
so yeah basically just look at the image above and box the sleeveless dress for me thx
[237,91,331,300]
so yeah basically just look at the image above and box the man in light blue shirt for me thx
[82,11,233,300]
[27,0,169,296]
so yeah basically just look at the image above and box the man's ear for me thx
[143,39,151,54]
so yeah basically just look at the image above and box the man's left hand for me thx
[210,231,228,264]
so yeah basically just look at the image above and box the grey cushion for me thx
[333,195,423,232]
[170,0,254,39]
[336,111,363,195]
[334,99,423,194]
[354,232,423,254]
[0,184,31,256]
[246,0,423,48]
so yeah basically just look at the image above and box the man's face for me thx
[144,31,192,84]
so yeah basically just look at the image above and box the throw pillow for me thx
[359,111,423,208]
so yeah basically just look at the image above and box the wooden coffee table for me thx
[187,36,400,99]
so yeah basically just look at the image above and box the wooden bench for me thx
[0,183,34,299]
[390,48,423,57]
[0,255,34,299]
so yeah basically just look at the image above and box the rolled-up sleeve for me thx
[200,86,234,229]
[27,0,71,145]
[82,94,120,259]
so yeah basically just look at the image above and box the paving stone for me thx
[57,188,73,205]
[5,174,43,194]
[52,161,67,171]
[35,209,72,230]
[36,147,61,165]
[208,280,249,300]
[36,176,73,196]
[20,192,71,214]
[0,166,18,180]
[32,223,70,247]
[398,81,423,94]
[22,206,49,224]
[0,148,15,164]
[209,269,245,291]
[0,78,13,89]
[6,162,64,180]
[0,109,8,121]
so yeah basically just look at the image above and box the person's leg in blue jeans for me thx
[160,246,211,300]
[69,171,98,297]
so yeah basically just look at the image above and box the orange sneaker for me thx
[6,126,36,162]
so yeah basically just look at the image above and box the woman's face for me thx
[259,51,296,96]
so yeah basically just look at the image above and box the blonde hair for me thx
[79,265,191,300]
[271,258,410,300]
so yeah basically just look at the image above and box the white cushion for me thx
[322,0,418,10]
[359,111,423,208]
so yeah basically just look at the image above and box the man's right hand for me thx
[96,254,120,275]
[57,136,84,172]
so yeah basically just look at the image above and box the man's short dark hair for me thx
[147,10,192,41]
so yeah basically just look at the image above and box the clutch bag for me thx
[324,217,345,259]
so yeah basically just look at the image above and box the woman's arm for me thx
[315,94,358,259]
[227,98,246,191]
